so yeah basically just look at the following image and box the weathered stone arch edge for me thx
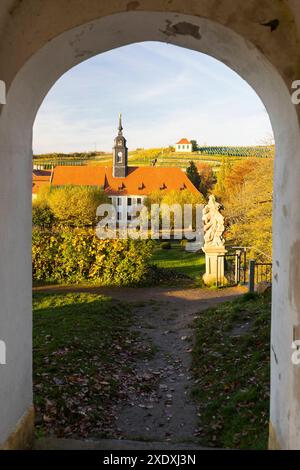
[6,11,299,134]
[1,0,300,90]
[1,10,300,449]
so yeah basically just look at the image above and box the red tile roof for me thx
[51,165,106,187]
[32,169,52,194]
[50,165,200,196]
[176,138,191,145]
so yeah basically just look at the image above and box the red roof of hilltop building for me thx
[176,138,191,145]
[32,169,52,194]
[51,165,200,196]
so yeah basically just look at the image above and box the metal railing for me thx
[216,253,240,287]
[249,259,272,293]
[214,247,272,291]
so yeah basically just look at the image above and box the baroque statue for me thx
[202,195,225,248]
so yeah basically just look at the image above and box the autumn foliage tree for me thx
[146,189,205,230]
[186,161,201,189]
[213,158,233,200]
[34,185,109,227]
[196,162,216,198]
[222,160,273,259]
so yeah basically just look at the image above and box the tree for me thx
[197,162,216,198]
[224,160,273,260]
[259,133,275,146]
[224,159,257,196]
[161,189,205,207]
[147,189,205,230]
[213,158,232,200]
[48,185,109,227]
[186,161,201,189]
[190,140,198,152]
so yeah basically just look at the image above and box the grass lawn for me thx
[192,292,271,449]
[33,292,153,439]
[151,241,205,285]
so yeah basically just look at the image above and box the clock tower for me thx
[113,113,128,178]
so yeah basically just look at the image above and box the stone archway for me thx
[0,2,300,449]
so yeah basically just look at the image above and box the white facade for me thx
[109,195,146,224]
[175,142,192,153]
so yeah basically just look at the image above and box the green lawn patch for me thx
[192,292,271,449]
[33,292,152,438]
[151,241,205,284]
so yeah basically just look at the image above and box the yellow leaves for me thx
[46,185,110,227]
[32,228,154,285]
[224,160,273,260]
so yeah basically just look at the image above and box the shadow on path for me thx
[34,284,246,448]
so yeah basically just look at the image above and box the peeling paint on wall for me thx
[161,20,202,40]
[261,19,280,32]
[126,1,140,11]
[9,0,23,17]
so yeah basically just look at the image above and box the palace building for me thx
[32,116,200,221]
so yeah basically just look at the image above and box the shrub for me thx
[160,241,171,250]
[47,186,109,227]
[32,202,55,228]
[146,189,205,231]
[32,227,154,286]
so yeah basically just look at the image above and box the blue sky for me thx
[33,42,273,154]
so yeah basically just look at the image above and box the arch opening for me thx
[0,9,300,449]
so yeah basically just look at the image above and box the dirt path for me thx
[34,284,245,445]
[33,284,245,306]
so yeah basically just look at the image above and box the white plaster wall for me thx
[176,144,192,152]
[111,195,145,219]
[0,5,299,448]
[0,80,33,445]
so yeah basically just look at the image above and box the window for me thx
[117,198,122,206]
[182,145,185,149]
[117,212,121,220]
[178,145,181,149]
[128,197,132,206]
[137,198,142,205]
[117,151,122,163]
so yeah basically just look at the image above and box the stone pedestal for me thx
[202,246,227,286]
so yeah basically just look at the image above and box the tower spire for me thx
[113,113,128,178]
[118,113,123,135]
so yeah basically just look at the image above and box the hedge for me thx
[32,227,154,286]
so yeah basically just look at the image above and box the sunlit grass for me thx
[192,292,271,449]
[151,241,205,283]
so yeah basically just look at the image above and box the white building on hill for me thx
[175,138,192,153]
